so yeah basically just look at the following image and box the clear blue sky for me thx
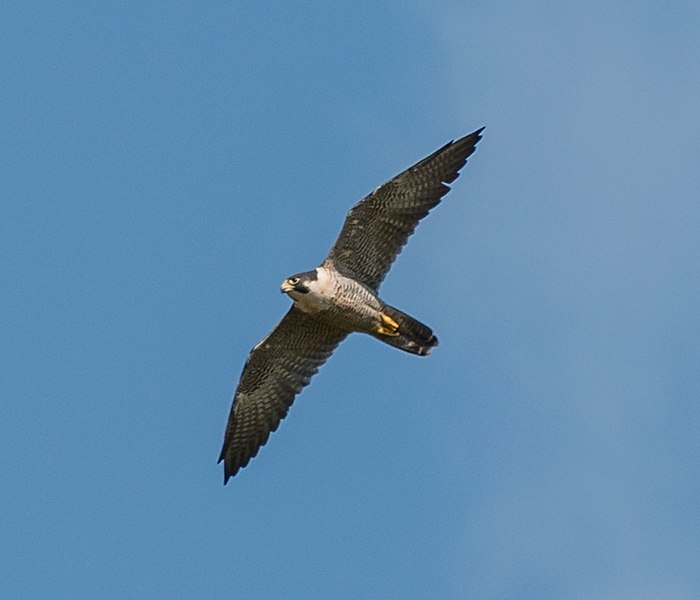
[2,2,699,598]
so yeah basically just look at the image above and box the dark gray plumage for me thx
[218,308,347,479]
[219,128,484,482]
[324,130,484,291]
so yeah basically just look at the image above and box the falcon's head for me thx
[280,270,317,297]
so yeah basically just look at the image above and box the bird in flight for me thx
[219,128,484,483]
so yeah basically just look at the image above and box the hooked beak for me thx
[280,280,294,294]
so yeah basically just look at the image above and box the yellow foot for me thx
[377,313,400,336]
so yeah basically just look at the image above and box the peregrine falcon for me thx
[219,128,484,482]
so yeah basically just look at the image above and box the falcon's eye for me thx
[288,277,300,285]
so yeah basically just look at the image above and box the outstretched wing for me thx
[323,128,484,291]
[219,307,348,483]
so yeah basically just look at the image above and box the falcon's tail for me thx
[375,305,438,356]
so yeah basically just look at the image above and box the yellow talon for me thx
[377,313,400,336]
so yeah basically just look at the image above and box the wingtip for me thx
[462,126,485,143]
[222,460,235,485]
[440,126,484,172]
[219,447,233,484]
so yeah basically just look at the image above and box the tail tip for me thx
[410,334,438,356]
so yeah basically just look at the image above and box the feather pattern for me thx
[323,128,484,291]
[218,307,347,482]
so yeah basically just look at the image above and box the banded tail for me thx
[375,305,438,356]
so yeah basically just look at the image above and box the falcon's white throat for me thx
[288,267,335,314]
